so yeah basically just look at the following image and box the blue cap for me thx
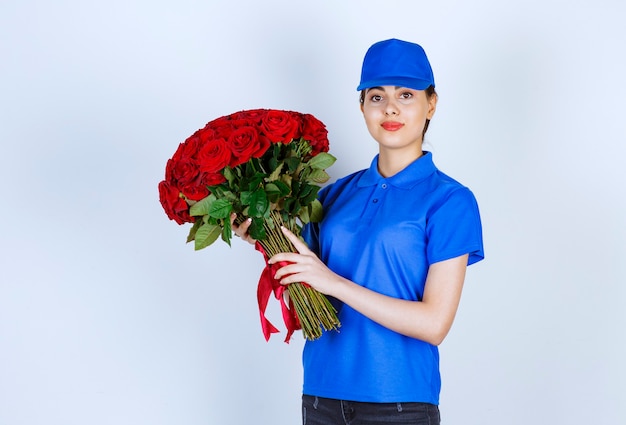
[357,39,435,91]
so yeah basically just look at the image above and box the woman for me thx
[234,38,484,425]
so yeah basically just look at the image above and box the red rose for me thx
[197,137,231,174]
[158,180,193,224]
[205,116,234,140]
[301,114,330,155]
[179,181,210,202]
[200,171,226,187]
[178,134,202,160]
[232,109,267,124]
[227,124,269,167]
[167,156,200,189]
[166,136,213,202]
[260,110,300,144]
[166,138,203,187]
[197,127,217,144]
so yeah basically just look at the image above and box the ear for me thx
[427,93,438,119]
[360,103,364,113]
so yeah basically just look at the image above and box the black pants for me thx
[302,395,441,425]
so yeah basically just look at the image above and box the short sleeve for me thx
[301,185,331,256]
[301,220,320,255]
[426,187,484,266]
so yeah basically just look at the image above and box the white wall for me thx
[1,1,624,424]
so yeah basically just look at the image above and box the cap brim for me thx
[357,77,433,91]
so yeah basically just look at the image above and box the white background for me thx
[1,1,625,424]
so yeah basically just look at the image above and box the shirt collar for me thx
[357,151,437,189]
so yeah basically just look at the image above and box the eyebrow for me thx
[365,86,403,93]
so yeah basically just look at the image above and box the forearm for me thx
[328,277,452,345]
[270,227,468,345]
[325,255,468,345]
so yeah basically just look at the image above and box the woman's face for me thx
[361,85,437,154]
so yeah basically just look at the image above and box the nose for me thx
[384,98,399,115]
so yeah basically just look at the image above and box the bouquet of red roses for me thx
[158,109,340,342]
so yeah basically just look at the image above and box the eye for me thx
[369,94,383,102]
[400,91,413,99]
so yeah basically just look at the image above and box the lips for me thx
[381,121,404,131]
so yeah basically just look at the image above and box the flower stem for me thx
[258,210,340,340]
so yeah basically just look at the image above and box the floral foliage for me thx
[158,109,333,245]
[158,109,339,341]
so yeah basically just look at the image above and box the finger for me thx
[274,263,300,280]
[269,252,302,265]
[278,273,300,286]
[233,217,253,238]
[280,226,311,254]
[275,263,310,285]
[239,217,252,233]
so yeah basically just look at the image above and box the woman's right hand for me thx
[230,213,256,245]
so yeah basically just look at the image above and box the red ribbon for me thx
[255,242,301,343]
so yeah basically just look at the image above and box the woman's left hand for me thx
[269,226,344,296]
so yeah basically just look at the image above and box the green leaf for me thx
[299,206,310,224]
[186,219,203,243]
[298,183,314,198]
[291,180,300,196]
[208,199,232,219]
[189,194,216,216]
[221,220,232,246]
[300,185,320,206]
[307,152,336,170]
[265,180,291,199]
[265,182,280,193]
[267,162,284,181]
[280,174,292,188]
[245,173,266,191]
[223,167,236,184]
[283,197,296,214]
[240,191,251,205]
[268,154,278,170]
[307,169,331,184]
[309,199,323,222]
[227,191,239,203]
[248,217,266,240]
[248,189,269,218]
[285,157,300,172]
[207,187,220,198]
[283,197,301,215]
[194,223,222,250]
[273,180,291,196]
[265,183,281,203]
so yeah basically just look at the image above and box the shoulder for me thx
[423,169,484,265]
[426,169,477,207]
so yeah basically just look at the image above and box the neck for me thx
[377,148,424,177]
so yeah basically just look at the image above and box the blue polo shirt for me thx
[301,152,484,404]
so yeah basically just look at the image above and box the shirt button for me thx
[373,199,378,203]
[381,183,388,189]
